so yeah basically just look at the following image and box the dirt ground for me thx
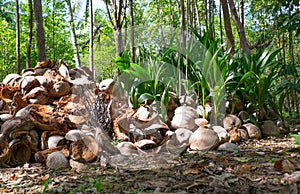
[1,135,300,194]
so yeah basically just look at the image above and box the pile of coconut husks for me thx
[0,60,290,170]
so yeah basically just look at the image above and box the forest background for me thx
[0,0,299,122]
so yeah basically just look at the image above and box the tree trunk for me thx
[129,0,134,62]
[33,0,46,61]
[105,0,125,57]
[221,0,235,57]
[16,0,20,74]
[288,2,298,116]
[219,1,223,50]
[26,0,33,68]
[180,0,186,48]
[208,0,215,39]
[52,0,56,60]
[227,0,250,54]
[89,0,94,79]
[239,0,244,27]
[195,0,201,34]
[66,0,81,67]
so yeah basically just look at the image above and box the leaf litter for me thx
[0,135,299,193]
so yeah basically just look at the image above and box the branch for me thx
[117,0,123,26]
[249,39,273,50]
[80,25,103,49]
[120,0,127,27]
[105,0,114,27]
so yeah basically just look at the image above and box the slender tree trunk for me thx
[287,3,298,115]
[16,0,20,73]
[169,0,174,34]
[180,0,186,48]
[26,0,33,68]
[279,6,291,118]
[114,29,123,56]
[105,0,125,56]
[33,0,46,61]
[186,0,190,80]
[282,32,292,118]
[191,0,197,29]
[221,0,235,57]
[227,0,250,54]
[203,0,208,31]
[89,0,94,79]
[195,0,201,34]
[129,0,134,62]
[66,0,81,67]
[208,0,215,39]
[219,1,223,50]
[239,0,244,27]
[52,0,56,60]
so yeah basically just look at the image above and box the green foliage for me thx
[161,29,226,122]
[69,179,103,193]
[291,132,300,145]
[115,49,170,120]
[0,20,16,81]
[225,48,282,119]
[41,178,51,194]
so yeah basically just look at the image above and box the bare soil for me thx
[1,135,300,194]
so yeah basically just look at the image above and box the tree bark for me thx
[66,0,81,67]
[227,0,250,54]
[239,0,244,27]
[105,0,125,56]
[221,0,235,57]
[195,0,201,35]
[129,0,134,62]
[219,1,223,50]
[288,2,298,115]
[89,0,94,79]
[16,0,20,74]
[208,0,215,39]
[179,0,186,48]
[33,0,46,61]
[26,0,33,68]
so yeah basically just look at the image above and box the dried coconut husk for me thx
[28,105,76,132]
[35,60,56,69]
[189,126,220,152]
[70,66,93,81]
[43,69,64,84]
[35,75,52,88]
[0,84,20,103]
[54,94,85,115]
[58,60,70,80]
[134,139,157,150]
[28,95,49,105]
[65,129,85,142]
[21,68,34,75]
[23,86,47,100]
[2,74,21,86]
[34,145,69,163]
[20,76,39,95]
[0,117,34,142]
[116,142,139,156]
[0,114,13,122]
[0,139,10,167]
[223,114,242,131]
[47,135,65,149]
[49,81,71,98]
[11,92,27,115]
[117,111,169,144]
[171,105,198,130]
[8,138,31,166]
[70,136,99,163]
